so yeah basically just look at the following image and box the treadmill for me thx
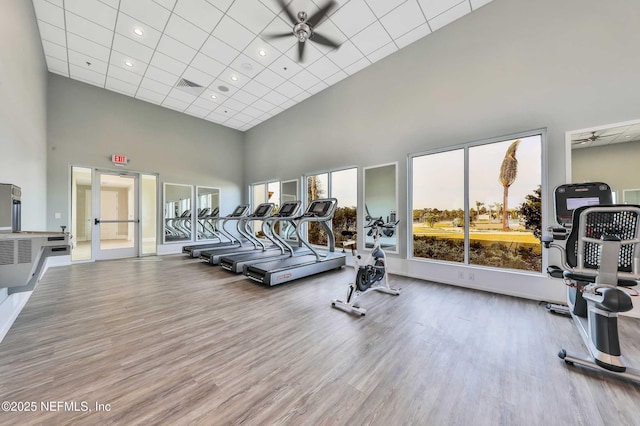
[182,204,249,258]
[220,200,304,273]
[200,202,275,265]
[244,198,346,286]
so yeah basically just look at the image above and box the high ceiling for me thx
[32,0,493,131]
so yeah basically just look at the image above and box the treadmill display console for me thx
[279,203,296,216]
[254,204,271,217]
[307,201,331,217]
[231,206,247,217]
[554,182,612,227]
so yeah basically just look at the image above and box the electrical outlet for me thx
[468,272,475,281]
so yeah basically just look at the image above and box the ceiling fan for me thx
[266,0,340,62]
[572,131,622,145]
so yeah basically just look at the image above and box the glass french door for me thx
[93,170,139,260]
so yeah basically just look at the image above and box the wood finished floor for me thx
[1,255,640,425]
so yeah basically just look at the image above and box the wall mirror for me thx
[570,119,640,205]
[280,179,299,239]
[196,186,220,241]
[163,183,193,243]
[364,163,398,252]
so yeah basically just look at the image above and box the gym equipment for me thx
[219,201,303,273]
[331,207,400,316]
[244,198,346,286]
[199,203,275,265]
[543,182,640,382]
[182,204,249,258]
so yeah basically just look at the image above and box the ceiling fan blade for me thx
[276,0,297,25]
[264,32,294,39]
[311,32,340,48]
[597,132,623,138]
[298,41,306,62]
[307,0,337,28]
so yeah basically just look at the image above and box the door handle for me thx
[94,218,100,225]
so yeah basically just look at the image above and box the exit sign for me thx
[112,154,127,165]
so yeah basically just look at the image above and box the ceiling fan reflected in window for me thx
[265,0,341,62]
[571,131,623,145]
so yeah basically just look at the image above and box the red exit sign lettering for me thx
[112,154,127,165]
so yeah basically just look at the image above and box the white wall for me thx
[243,0,640,308]
[46,75,245,250]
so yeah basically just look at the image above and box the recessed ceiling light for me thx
[258,49,267,57]
[124,60,134,67]
[231,75,238,81]
[133,28,144,36]
[210,94,217,99]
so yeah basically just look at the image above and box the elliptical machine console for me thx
[331,206,400,316]
[543,182,640,382]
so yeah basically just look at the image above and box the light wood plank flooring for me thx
[1,256,639,425]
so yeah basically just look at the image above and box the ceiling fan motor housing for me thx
[294,22,312,42]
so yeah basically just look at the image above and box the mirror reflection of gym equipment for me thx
[163,183,193,243]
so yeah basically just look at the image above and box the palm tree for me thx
[499,139,520,231]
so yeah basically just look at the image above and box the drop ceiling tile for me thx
[145,64,180,86]
[106,76,138,96]
[471,0,494,9]
[324,70,348,86]
[261,17,297,53]
[68,50,108,74]
[112,34,154,63]
[330,0,377,38]
[67,33,111,62]
[214,104,239,116]
[428,1,471,31]
[222,98,248,112]
[240,105,264,119]
[200,36,241,65]
[365,0,407,17]
[45,0,64,7]
[42,40,67,62]
[45,56,69,76]
[181,66,216,87]
[37,20,67,46]
[344,56,371,74]
[289,69,321,90]
[227,0,275,35]
[417,0,464,20]
[136,88,167,104]
[110,50,147,75]
[206,112,229,124]
[99,0,120,8]
[33,0,65,28]
[212,16,256,52]
[191,53,226,78]
[65,12,114,47]
[242,38,279,67]
[225,118,246,128]
[242,79,271,98]
[280,99,296,110]
[253,68,286,89]
[70,64,105,86]
[349,21,390,56]
[163,97,191,111]
[293,91,312,102]
[326,40,363,68]
[263,90,289,106]
[218,67,249,89]
[156,35,197,64]
[206,0,234,13]
[307,19,348,54]
[119,0,171,31]
[366,41,397,63]
[186,104,210,117]
[65,0,117,30]
[306,55,340,80]
[108,63,144,85]
[380,0,426,39]
[233,112,255,123]
[269,54,303,79]
[284,42,324,65]
[115,12,162,49]
[232,90,259,106]
[395,22,431,48]
[164,13,209,50]
[152,0,177,10]
[139,77,172,95]
[209,78,239,95]
[274,80,305,98]
[229,54,265,79]
[168,88,197,103]
[251,98,277,113]
[307,80,328,94]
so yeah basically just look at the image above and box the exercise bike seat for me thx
[583,287,633,313]
[562,270,638,287]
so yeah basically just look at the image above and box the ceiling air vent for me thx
[175,78,205,96]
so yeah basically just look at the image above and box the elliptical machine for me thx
[331,206,400,316]
[543,182,640,382]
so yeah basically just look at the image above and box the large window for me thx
[305,168,357,247]
[250,180,280,237]
[411,132,543,272]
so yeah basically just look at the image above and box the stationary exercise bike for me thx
[331,207,400,316]
[543,182,640,382]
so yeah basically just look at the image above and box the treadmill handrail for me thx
[217,204,250,245]
[295,198,338,262]
[262,201,303,255]
[239,203,276,250]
